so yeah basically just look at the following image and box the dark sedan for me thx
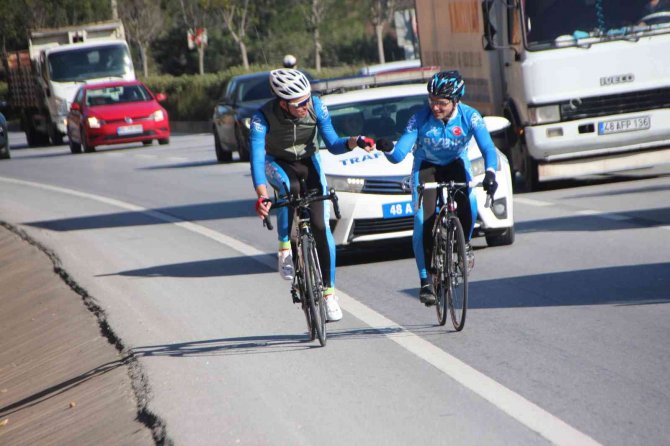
[212,70,313,163]
[0,111,10,160]
[212,72,273,162]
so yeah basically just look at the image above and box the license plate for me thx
[382,201,414,219]
[117,124,143,136]
[598,116,650,135]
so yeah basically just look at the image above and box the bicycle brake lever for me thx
[330,189,341,219]
[263,216,273,230]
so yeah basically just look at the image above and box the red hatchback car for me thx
[66,80,170,153]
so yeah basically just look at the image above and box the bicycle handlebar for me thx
[417,181,492,209]
[260,188,341,231]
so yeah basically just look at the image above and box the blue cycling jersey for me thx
[385,102,498,175]
[249,95,349,188]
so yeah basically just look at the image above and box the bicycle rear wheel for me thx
[447,216,468,331]
[302,235,327,346]
[432,212,449,326]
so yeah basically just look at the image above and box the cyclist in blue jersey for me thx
[375,71,498,305]
[250,69,374,321]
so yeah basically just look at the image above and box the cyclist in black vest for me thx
[250,69,374,322]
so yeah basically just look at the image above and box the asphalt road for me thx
[1,131,669,445]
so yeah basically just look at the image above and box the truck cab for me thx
[39,40,135,141]
[482,0,670,189]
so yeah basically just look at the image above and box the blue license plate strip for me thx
[382,201,413,219]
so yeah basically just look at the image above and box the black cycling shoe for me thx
[419,283,436,306]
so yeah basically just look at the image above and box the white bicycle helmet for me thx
[269,69,311,100]
[283,54,297,68]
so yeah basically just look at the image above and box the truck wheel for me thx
[26,127,49,147]
[48,123,64,145]
[510,135,539,192]
[214,131,232,163]
[69,136,82,154]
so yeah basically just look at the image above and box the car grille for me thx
[560,87,670,121]
[362,176,408,194]
[351,216,413,237]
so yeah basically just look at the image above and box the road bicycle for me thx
[263,181,341,347]
[418,181,490,331]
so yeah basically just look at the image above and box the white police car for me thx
[316,77,515,247]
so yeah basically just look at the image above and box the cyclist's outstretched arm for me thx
[249,112,270,188]
[313,96,373,154]
[380,111,423,164]
[470,111,498,171]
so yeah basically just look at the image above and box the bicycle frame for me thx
[262,180,340,346]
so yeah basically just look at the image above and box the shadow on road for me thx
[25,200,254,231]
[0,358,128,417]
[97,253,274,278]
[400,262,670,308]
[516,206,670,233]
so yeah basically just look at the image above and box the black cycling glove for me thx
[483,171,498,197]
[375,138,395,153]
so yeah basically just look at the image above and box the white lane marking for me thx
[514,197,553,207]
[0,176,601,446]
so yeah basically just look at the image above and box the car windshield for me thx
[325,94,427,142]
[86,85,152,106]
[237,77,273,102]
[48,43,133,82]
[523,0,670,49]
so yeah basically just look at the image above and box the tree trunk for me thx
[314,27,321,72]
[239,40,249,70]
[375,23,385,64]
[198,45,205,75]
[139,43,149,78]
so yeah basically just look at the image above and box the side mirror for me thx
[155,92,167,102]
[70,102,81,112]
[483,116,511,134]
[481,0,497,51]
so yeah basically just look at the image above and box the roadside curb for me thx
[0,222,170,446]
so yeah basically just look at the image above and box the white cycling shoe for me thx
[324,294,343,322]
[278,249,294,281]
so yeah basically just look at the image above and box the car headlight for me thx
[326,175,365,193]
[55,97,69,117]
[150,110,165,121]
[471,157,485,177]
[87,116,103,128]
[528,104,560,125]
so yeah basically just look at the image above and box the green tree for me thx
[119,0,165,77]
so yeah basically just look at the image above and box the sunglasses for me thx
[287,97,311,108]
[429,99,453,108]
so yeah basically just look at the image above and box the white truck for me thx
[414,0,670,190]
[4,20,135,146]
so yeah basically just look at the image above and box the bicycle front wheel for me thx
[432,212,449,326]
[302,235,327,346]
[447,216,468,331]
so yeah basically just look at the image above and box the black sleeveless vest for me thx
[259,99,318,161]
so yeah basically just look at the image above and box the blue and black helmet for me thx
[427,70,465,101]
